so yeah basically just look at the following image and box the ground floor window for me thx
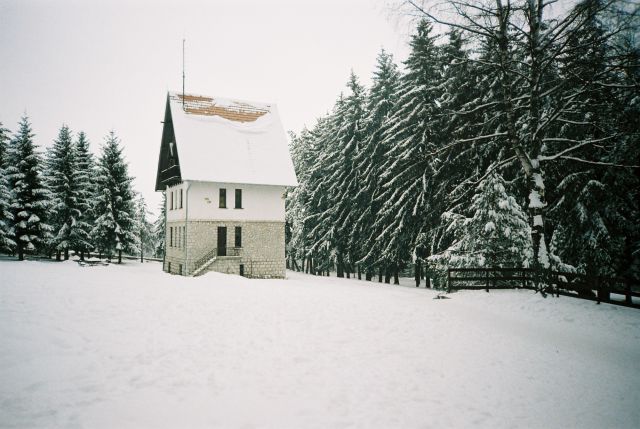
[235,226,242,248]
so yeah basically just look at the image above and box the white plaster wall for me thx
[166,181,286,222]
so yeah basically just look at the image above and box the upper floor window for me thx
[169,191,174,210]
[235,189,242,209]
[180,189,183,209]
[219,188,227,208]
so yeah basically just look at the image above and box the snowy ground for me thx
[1,260,639,429]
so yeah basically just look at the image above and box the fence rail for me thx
[447,267,640,309]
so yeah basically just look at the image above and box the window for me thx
[177,227,181,248]
[170,191,173,210]
[183,226,186,248]
[169,226,173,247]
[179,264,183,275]
[235,226,242,248]
[235,189,242,209]
[219,188,227,208]
[180,189,183,209]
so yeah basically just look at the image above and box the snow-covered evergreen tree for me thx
[6,116,51,260]
[135,194,155,262]
[153,193,166,259]
[0,122,15,253]
[92,131,136,263]
[74,131,96,258]
[365,19,441,281]
[433,172,533,269]
[353,49,401,278]
[46,125,91,260]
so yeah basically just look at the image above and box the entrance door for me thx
[217,227,227,256]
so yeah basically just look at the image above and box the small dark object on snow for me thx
[433,294,450,300]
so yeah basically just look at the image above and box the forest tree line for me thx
[285,0,639,286]
[0,117,164,263]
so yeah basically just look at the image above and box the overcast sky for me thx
[0,0,413,214]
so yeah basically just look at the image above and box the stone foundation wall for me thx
[164,221,186,275]
[164,220,285,279]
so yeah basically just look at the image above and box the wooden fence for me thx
[447,267,640,309]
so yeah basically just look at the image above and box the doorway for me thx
[217,226,227,256]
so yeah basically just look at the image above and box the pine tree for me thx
[46,125,92,260]
[433,172,533,269]
[7,116,51,260]
[0,122,15,253]
[74,131,96,258]
[92,131,136,263]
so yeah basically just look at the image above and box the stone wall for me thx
[164,221,186,275]
[164,220,285,278]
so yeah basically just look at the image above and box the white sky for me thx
[0,0,412,215]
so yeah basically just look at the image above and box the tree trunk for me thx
[357,265,361,280]
[378,266,383,283]
[118,249,122,264]
[365,269,372,281]
[393,267,400,285]
[64,248,69,260]
[56,250,61,261]
[415,260,421,287]
[384,268,391,284]
[18,245,24,261]
[337,254,344,278]
[80,250,85,261]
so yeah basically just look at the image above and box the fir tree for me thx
[153,193,166,259]
[353,49,401,279]
[46,125,91,260]
[135,194,155,262]
[74,131,96,258]
[92,131,136,263]
[6,116,51,260]
[433,172,533,269]
[367,19,441,282]
[0,122,15,253]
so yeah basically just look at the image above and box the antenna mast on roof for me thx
[182,38,186,109]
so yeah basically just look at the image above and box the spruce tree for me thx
[135,194,155,262]
[7,116,51,260]
[0,123,15,253]
[74,131,96,258]
[46,125,92,260]
[153,193,166,259]
[92,131,136,263]
[353,49,401,278]
[366,19,441,282]
[434,172,533,269]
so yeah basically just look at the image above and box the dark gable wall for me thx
[155,95,182,191]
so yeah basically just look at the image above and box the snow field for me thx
[1,260,639,428]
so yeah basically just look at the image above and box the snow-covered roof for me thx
[167,91,297,187]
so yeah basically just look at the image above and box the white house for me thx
[155,92,297,278]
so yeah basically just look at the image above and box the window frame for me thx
[235,226,242,248]
[219,188,227,208]
[235,189,242,209]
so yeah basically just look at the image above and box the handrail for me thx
[193,247,242,276]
